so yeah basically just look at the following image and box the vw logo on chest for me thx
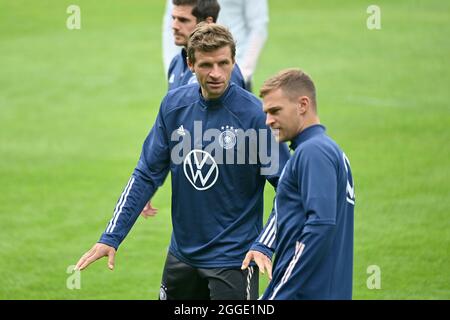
[183,150,219,191]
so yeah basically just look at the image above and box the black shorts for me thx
[159,252,259,300]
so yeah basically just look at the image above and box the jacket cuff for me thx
[98,233,120,251]
[250,243,274,260]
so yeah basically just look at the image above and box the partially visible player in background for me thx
[242,69,356,299]
[165,0,245,91]
[162,0,180,74]
[162,0,268,91]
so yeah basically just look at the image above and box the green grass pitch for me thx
[0,0,449,299]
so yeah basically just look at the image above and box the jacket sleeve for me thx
[250,206,277,259]
[98,103,171,250]
[251,124,290,258]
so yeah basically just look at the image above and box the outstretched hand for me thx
[75,243,116,271]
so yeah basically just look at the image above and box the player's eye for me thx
[270,108,280,115]
[198,63,212,69]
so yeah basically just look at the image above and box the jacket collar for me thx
[289,124,326,150]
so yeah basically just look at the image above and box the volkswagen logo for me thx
[183,150,219,191]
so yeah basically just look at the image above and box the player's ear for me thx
[205,16,213,24]
[298,96,309,114]
[187,57,194,72]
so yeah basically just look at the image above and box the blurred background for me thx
[0,0,449,299]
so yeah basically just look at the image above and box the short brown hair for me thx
[260,68,317,107]
[187,23,236,65]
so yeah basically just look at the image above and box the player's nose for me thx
[266,114,275,126]
[172,19,179,31]
[209,64,222,79]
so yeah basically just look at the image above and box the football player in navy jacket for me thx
[75,24,290,300]
[242,69,355,299]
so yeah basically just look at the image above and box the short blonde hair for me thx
[260,68,317,107]
[187,22,236,65]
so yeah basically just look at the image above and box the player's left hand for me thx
[140,201,158,219]
[241,250,272,280]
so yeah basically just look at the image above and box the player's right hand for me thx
[241,250,272,280]
[140,201,158,219]
[75,243,116,271]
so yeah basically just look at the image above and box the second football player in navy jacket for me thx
[243,69,355,300]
